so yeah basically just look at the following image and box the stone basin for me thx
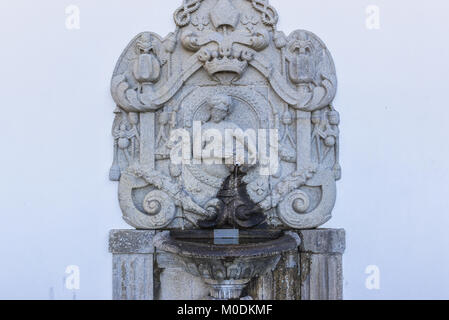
[153,230,301,300]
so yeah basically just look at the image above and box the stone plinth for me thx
[109,229,345,300]
[299,229,346,300]
[109,230,155,300]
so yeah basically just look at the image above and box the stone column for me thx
[298,229,346,300]
[109,230,155,300]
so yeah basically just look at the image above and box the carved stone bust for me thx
[110,0,340,231]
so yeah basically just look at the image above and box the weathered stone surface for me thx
[110,229,344,300]
[248,229,345,300]
[109,229,155,254]
[298,229,346,254]
[112,254,153,300]
[299,252,343,300]
[108,0,345,301]
[109,0,341,231]
[155,252,210,300]
[153,230,300,299]
[248,251,301,300]
[298,229,345,300]
[157,268,209,300]
[110,230,156,300]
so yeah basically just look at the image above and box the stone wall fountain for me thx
[108,0,345,300]
[154,230,301,300]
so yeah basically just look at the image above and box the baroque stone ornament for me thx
[110,0,340,230]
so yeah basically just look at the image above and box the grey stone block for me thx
[110,230,156,300]
[112,254,154,300]
[299,253,343,300]
[298,229,345,300]
[298,229,346,254]
[109,229,155,254]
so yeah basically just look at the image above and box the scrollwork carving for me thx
[142,190,176,227]
[110,0,341,230]
[276,170,336,228]
[131,166,210,219]
[278,190,310,226]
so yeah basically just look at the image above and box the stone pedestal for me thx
[109,229,345,300]
[298,229,346,300]
[109,230,155,300]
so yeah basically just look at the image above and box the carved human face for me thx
[311,111,321,125]
[328,112,340,125]
[210,105,228,123]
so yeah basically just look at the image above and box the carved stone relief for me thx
[110,0,340,230]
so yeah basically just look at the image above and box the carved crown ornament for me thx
[109,0,340,230]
